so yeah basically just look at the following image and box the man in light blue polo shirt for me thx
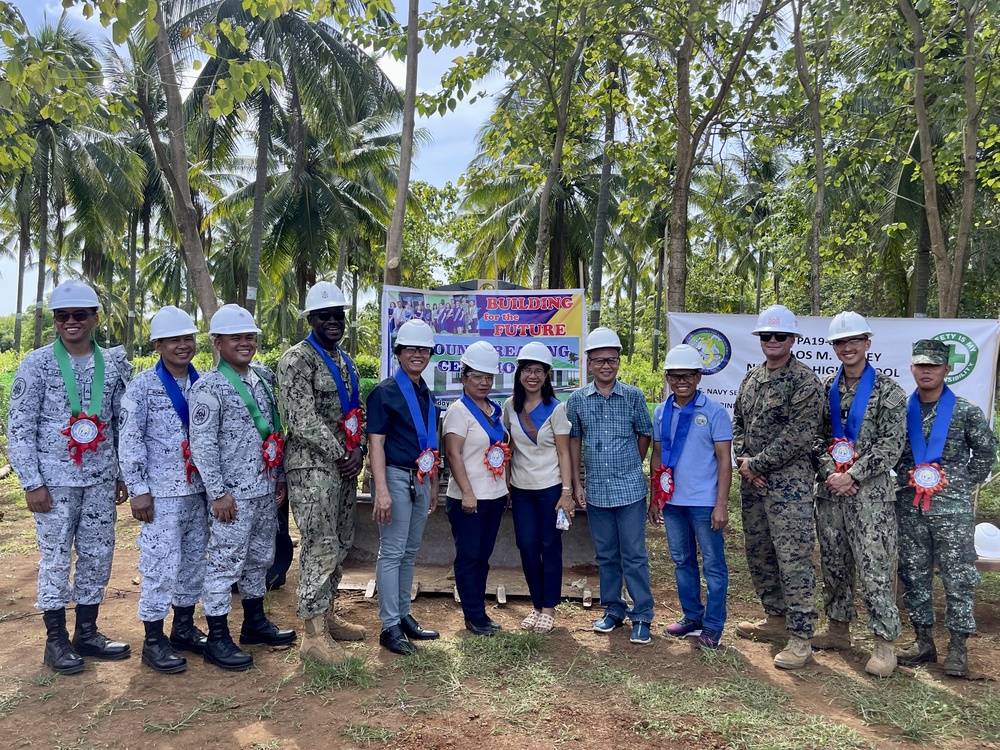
[648,344,733,650]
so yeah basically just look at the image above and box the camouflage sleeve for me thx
[7,358,44,490]
[964,401,997,484]
[847,381,907,483]
[188,384,226,500]
[747,373,823,475]
[118,377,150,496]
[110,358,127,480]
[276,355,344,463]
[813,380,835,480]
[731,374,748,457]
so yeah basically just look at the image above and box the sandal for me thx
[521,610,541,630]
[533,612,555,634]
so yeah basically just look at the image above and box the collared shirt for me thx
[366,372,436,468]
[119,366,206,498]
[652,391,732,507]
[566,380,653,508]
[502,398,571,490]
[443,398,509,500]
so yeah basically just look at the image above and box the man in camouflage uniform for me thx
[189,304,296,672]
[277,281,367,666]
[733,304,823,669]
[895,339,997,677]
[120,306,208,674]
[8,279,132,674]
[812,312,906,677]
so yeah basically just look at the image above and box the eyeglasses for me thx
[54,310,93,323]
[312,309,346,322]
[590,357,620,367]
[466,372,495,383]
[521,367,547,377]
[758,333,791,342]
[831,337,869,348]
[400,346,432,355]
[666,373,699,383]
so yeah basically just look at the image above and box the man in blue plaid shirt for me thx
[568,327,655,644]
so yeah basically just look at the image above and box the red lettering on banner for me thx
[490,323,567,336]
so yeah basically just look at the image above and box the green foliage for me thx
[353,353,379,379]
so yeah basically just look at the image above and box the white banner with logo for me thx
[667,313,1000,416]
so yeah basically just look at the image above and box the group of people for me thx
[8,282,995,681]
[387,298,479,337]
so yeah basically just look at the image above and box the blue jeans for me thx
[587,499,654,623]
[662,504,728,632]
[446,496,505,625]
[511,484,563,610]
[375,467,431,628]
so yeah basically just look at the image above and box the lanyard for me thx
[218,360,281,441]
[461,394,505,444]
[830,363,876,443]
[306,333,359,414]
[518,399,559,445]
[907,386,955,465]
[155,359,199,431]
[394,367,436,451]
[660,393,698,470]
[53,338,104,417]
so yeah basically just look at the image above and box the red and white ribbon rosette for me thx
[652,466,674,509]
[483,442,511,479]
[262,432,285,476]
[182,440,198,483]
[908,463,947,512]
[62,413,107,466]
[341,407,365,452]
[416,448,439,485]
[828,437,857,473]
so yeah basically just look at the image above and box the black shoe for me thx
[141,620,187,674]
[239,597,297,646]
[72,604,131,661]
[380,624,418,655]
[42,608,84,675]
[401,614,439,641]
[486,618,502,632]
[204,614,254,671]
[169,605,208,654]
[465,620,497,637]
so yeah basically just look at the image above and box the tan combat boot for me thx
[773,635,812,670]
[735,614,787,643]
[812,619,852,650]
[301,616,346,665]
[327,609,367,641]
[865,635,897,677]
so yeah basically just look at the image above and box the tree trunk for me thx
[126,210,138,358]
[14,173,29,351]
[913,207,931,316]
[590,63,617,329]
[351,267,359,356]
[651,221,666,371]
[754,245,763,313]
[52,193,65,289]
[336,235,348,287]
[627,269,636,363]
[547,198,566,289]
[33,138,50,350]
[245,91,271,314]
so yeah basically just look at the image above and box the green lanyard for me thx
[218,360,281,440]
[53,338,105,417]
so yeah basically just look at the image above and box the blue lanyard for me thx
[517,399,559,445]
[306,333,359,414]
[461,394,505,444]
[394,367,437,451]
[155,359,199,432]
[660,393,698,470]
[907,386,955,465]
[830,363,876,443]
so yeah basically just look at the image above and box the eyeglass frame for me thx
[758,333,792,343]
[830,336,869,348]
[54,310,95,323]
[310,308,346,322]
[464,372,495,383]
[589,356,621,367]
[665,372,700,383]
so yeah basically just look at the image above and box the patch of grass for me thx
[0,688,27,715]
[360,687,450,718]
[250,743,280,750]
[93,698,148,717]
[393,642,466,696]
[979,572,1000,605]
[567,654,632,689]
[554,600,582,614]
[454,630,545,676]
[340,722,398,744]
[142,696,238,734]
[298,655,377,698]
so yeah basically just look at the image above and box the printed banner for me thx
[667,313,1000,417]
[381,286,588,402]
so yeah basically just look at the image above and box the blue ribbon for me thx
[394,367,437,452]
[660,392,698,470]
[517,399,559,445]
[830,363,876,443]
[155,358,200,431]
[461,394,505,444]
[907,385,955,465]
[306,333,359,414]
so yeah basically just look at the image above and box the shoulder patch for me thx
[10,377,25,400]
[119,407,129,426]
[191,402,211,426]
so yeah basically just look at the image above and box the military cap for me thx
[911,339,950,366]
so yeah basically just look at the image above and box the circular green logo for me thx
[932,332,979,385]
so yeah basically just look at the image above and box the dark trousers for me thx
[511,484,563,609]
[267,499,294,591]
[446,496,505,625]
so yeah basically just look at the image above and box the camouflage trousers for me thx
[202,493,277,616]
[34,482,117,610]
[897,506,978,634]
[741,490,817,638]
[287,468,357,620]
[137,493,210,621]
[815,497,901,640]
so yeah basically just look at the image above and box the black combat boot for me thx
[239,598,297,646]
[169,605,208,654]
[943,631,969,677]
[72,603,131,660]
[141,620,187,674]
[897,623,937,666]
[203,614,254,671]
[42,608,84,675]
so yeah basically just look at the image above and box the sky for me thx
[1,0,495,315]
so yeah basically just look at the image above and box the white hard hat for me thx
[752,304,798,335]
[209,303,261,335]
[150,306,198,341]
[585,327,622,352]
[975,523,1000,560]
[516,341,553,367]
[663,344,705,372]
[460,340,500,374]
[395,319,435,349]
[303,280,348,314]
[828,311,873,342]
[49,279,101,311]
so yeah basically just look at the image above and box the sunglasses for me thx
[54,311,93,323]
[312,309,346,322]
[758,333,791,342]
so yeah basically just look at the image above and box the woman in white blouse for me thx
[502,342,575,633]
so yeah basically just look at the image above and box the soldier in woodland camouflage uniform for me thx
[894,339,997,677]
[812,312,906,677]
[732,304,823,670]
[277,281,367,666]
[189,304,296,672]
[8,280,132,674]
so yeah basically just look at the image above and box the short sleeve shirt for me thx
[502,399,571,490]
[443,398,509,500]
[366,374,435,468]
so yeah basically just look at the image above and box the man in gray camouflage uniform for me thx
[812,312,906,677]
[733,304,823,670]
[8,279,132,674]
[189,304,296,672]
[120,306,208,674]
[895,339,997,677]
[277,281,367,666]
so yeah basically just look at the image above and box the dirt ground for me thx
[1,487,1000,750]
